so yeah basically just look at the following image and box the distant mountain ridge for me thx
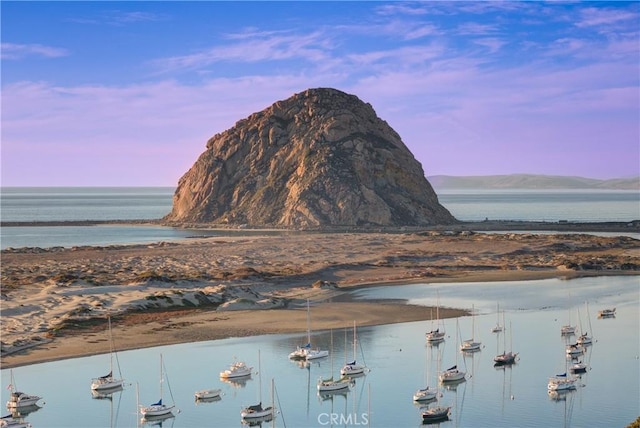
[428,174,639,190]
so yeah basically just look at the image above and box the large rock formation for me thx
[165,88,456,228]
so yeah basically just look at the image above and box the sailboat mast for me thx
[159,354,163,401]
[108,316,114,374]
[306,299,311,344]
[258,349,262,404]
[353,321,357,361]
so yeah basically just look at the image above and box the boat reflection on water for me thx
[91,385,124,400]
[317,389,348,402]
[240,412,274,427]
[548,389,575,402]
[439,377,465,392]
[8,404,41,418]
[141,412,175,427]
[220,374,251,389]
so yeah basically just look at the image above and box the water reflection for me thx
[8,404,41,418]
[220,374,252,389]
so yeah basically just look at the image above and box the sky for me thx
[2,1,639,186]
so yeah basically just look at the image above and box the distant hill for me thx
[428,174,640,190]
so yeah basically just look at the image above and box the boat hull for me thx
[6,395,41,409]
[547,378,576,391]
[91,378,124,392]
[195,389,222,400]
[340,364,365,376]
[439,369,466,383]
[140,404,175,417]
[413,388,437,402]
[494,352,517,365]
[421,406,451,423]
[305,350,329,360]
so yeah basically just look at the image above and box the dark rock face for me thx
[165,88,456,227]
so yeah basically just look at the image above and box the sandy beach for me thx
[1,230,638,368]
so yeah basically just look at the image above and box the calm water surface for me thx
[1,187,639,249]
[1,276,638,428]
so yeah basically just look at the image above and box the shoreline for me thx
[1,230,638,369]
[1,218,638,234]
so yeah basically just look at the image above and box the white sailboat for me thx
[318,330,352,393]
[547,372,577,391]
[140,354,176,420]
[560,290,576,335]
[421,345,451,423]
[340,321,367,376]
[426,291,445,344]
[413,345,437,402]
[494,320,518,366]
[460,304,481,352]
[241,350,275,422]
[439,319,466,383]
[91,316,125,392]
[289,299,329,361]
[5,371,41,410]
[576,302,593,346]
[491,302,504,333]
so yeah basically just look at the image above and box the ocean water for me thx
[437,189,639,223]
[1,276,638,427]
[0,187,638,249]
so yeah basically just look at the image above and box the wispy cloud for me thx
[153,31,333,73]
[576,6,639,28]
[1,43,69,60]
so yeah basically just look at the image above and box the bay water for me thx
[1,276,638,427]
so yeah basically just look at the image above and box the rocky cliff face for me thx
[165,88,456,227]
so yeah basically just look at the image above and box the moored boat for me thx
[220,360,253,379]
[597,308,616,318]
[548,373,577,391]
[194,388,222,400]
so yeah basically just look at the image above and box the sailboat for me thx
[460,304,481,352]
[494,320,518,366]
[318,330,352,393]
[413,344,437,402]
[140,354,176,419]
[425,291,445,344]
[241,350,275,422]
[560,290,576,335]
[439,319,466,383]
[421,345,451,423]
[91,316,125,392]
[547,372,577,391]
[0,414,31,428]
[5,371,41,409]
[491,303,504,333]
[576,302,593,346]
[340,321,367,376]
[289,299,329,361]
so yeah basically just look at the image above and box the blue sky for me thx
[2,1,639,186]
